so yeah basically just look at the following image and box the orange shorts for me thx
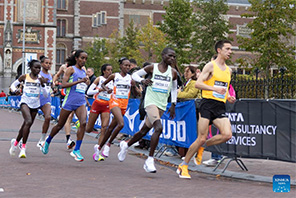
[90,100,110,114]
[109,98,127,115]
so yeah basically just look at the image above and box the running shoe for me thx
[143,157,157,173]
[118,141,128,162]
[19,148,26,158]
[102,145,110,158]
[42,141,49,155]
[176,164,191,179]
[194,147,204,165]
[37,139,45,149]
[67,139,75,150]
[98,154,105,161]
[93,144,100,162]
[9,138,17,156]
[70,150,84,162]
[18,139,23,150]
[202,159,219,167]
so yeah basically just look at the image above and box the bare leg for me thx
[17,104,38,144]
[49,109,72,138]
[40,103,51,135]
[64,111,74,135]
[184,116,209,164]
[127,123,151,147]
[106,107,124,145]
[98,112,110,145]
[74,105,87,141]
[206,118,232,146]
[85,112,99,133]
[148,120,163,157]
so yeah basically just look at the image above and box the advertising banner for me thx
[206,99,296,162]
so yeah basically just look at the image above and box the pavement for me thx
[0,107,295,197]
[87,123,296,186]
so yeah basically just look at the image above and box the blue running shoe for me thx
[70,150,84,162]
[42,142,49,155]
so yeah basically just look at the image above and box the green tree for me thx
[84,36,108,75]
[105,30,123,72]
[106,20,144,71]
[192,0,231,68]
[137,19,168,63]
[120,20,143,63]
[238,0,296,77]
[159,0,194,65]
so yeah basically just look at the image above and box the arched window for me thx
[56,43,67,65]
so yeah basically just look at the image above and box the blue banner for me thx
[121,99,197,148]
[0,97,10,107]
[6,96,197,148]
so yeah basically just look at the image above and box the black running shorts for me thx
[199,98,227,123]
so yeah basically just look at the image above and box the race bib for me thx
[76,78,87,94]
[213,81,227,99]
[98,91,111,101]
[115,84,129,99]
[24,82,41,97]
[152,74,171,93]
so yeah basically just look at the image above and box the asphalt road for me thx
[0,108,294,198]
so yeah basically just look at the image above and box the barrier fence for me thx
[1,96,295,163]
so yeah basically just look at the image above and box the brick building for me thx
[4,0,280,89]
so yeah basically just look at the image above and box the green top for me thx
[144,63,172,111]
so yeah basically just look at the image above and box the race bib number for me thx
[98,91,111,101]
[213,81,227,99]
[115,84,129,99]
[76,78,87,94]
[24,82,41,97]
[152,74,171,93]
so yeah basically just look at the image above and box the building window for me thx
[92,11,107,27]
[57,0,67,10]
[56,45,66,65]
[57,19,66,37]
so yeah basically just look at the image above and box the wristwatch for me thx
[171,102,176,106]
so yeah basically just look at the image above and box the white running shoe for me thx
[118,141,128,162]
[19,148,26,158]
[37,139,45,149]
[9,139,17,156]
[67,139,76,150]
[102,145,110,158]
[143,157,157,173]
[93,144,100,162]
[202,159,219,167]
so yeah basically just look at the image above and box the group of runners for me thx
[8,40,236,179]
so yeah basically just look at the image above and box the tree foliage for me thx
[84,37,108,75]
[192,0,231,68]
[159,0,195,65]
[238,0,296,77]
[137,19,168,63]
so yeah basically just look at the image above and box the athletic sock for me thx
[66,135,70,142]
[21,143,26,149]
[181,161,188,166]
[46,135,53,144]
[107,142,111,147]
[74,140,82,151]
[13,140,19,147]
